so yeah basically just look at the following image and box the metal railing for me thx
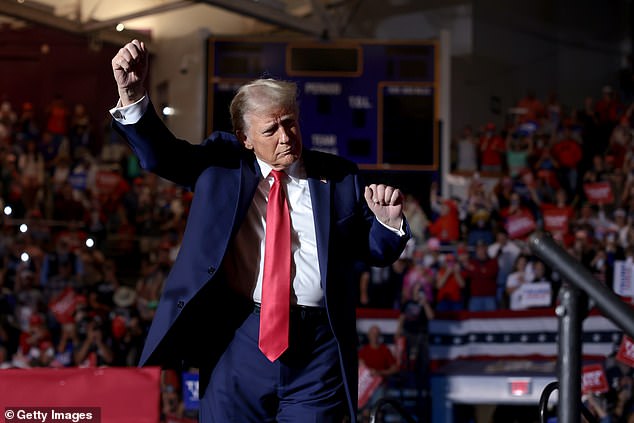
[538,381,598,423]
[529,232,634,423]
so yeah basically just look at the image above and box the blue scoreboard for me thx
[206,38,439,171]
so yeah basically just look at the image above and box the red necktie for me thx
[259,169,291,362]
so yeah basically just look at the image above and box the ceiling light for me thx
[116,23,125,32]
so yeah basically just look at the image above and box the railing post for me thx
[556,284,586,423]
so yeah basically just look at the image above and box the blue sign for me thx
[181,371,199,411]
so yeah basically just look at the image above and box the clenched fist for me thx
[364,184,404,230]
[112,39,148,106]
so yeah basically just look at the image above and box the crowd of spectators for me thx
[581,348,634,423]
[2,80,634,421]
[0,96,196,420]
[353,83,634,420]
[360,84,634,319]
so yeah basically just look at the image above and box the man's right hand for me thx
[111,39,148,106]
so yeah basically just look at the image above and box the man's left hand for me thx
[364,184,404,230]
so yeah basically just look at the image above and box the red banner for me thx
[358,363,382,409]
[583,182,614,205]
[542,208,570,234]
[582,364,609,394]
[0,367,160,423]
[49,287,77,324]
[617,336,634,367]
[505,211,536,239]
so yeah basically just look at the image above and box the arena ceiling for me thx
[0,0,366,44]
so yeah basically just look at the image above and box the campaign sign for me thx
[583,182,614,204]
[505,211,537,239]
[613,260,634,297]
[68,171,88,191]
[49,286,77,324]
[182,371,200,411]
[358,362,382,409]
[617,336,634,367]
[516,282,552,308]
[582,364,609,394]
[542,208,570,234]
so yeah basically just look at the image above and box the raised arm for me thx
[110,40,238,189]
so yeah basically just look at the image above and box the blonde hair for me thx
[229,79,298,133]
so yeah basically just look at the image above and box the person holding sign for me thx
[358,325,399,421]
[505,255,533,311]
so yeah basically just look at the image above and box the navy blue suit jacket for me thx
[113,103,410,416]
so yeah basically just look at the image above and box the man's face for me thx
[239,107,302,170]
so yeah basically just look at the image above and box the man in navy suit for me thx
[110,40,410,422]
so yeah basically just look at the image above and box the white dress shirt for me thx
[223,160,324,307]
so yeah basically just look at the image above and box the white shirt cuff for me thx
[376,217,406,236]
[109,95,149,125]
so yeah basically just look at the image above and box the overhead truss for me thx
[0,0,353,41]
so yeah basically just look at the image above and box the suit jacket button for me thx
[208,266,216,274]
[177,300,185,309]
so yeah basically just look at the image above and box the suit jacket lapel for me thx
[305,153,331,287]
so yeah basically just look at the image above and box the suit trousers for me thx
[200,306,348,423]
